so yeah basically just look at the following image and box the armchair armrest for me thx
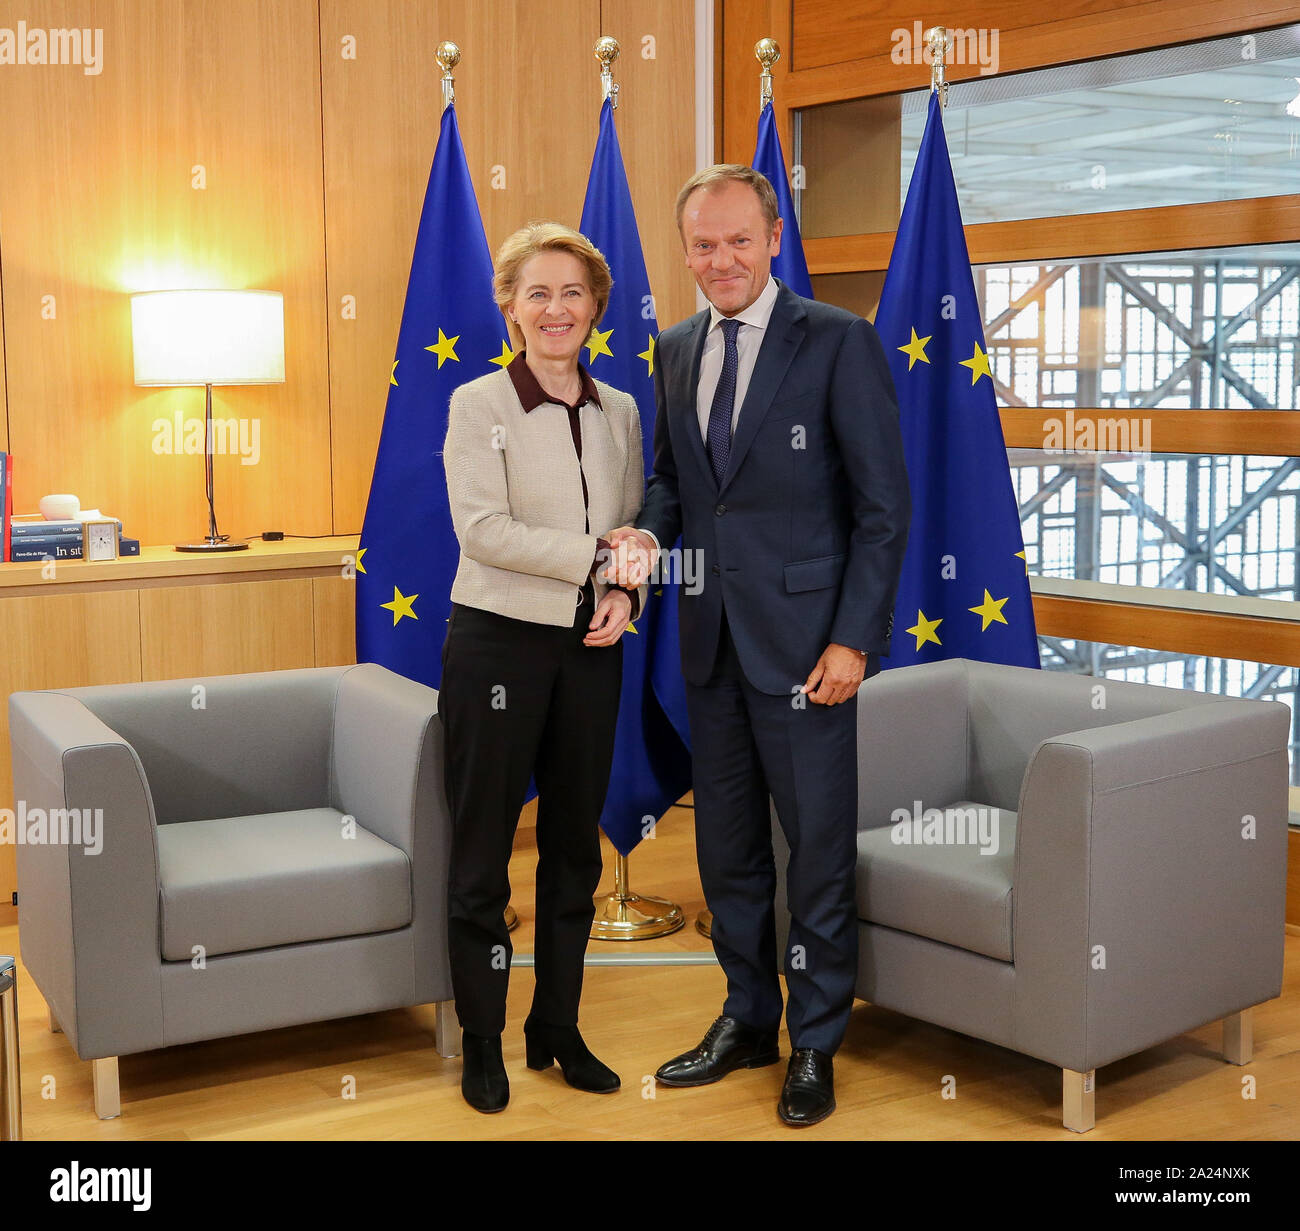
[855,659,970,830]
[329,663,450,1003]
[1013,698,1290,1072]
[8,692,164,1060]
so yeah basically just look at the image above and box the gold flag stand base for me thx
[591,853,684,941]
[505,905,519,932]
[695,908,713,938]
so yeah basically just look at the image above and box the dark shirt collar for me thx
[507,350,603,413]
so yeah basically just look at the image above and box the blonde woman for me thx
[440,222,645,1112]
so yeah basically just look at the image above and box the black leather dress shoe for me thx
[461,1031,509,1113]
[654,1015,780,1087]
[778,1048,835,1126]
[524,1020,620,1093]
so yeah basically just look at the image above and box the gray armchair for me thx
[778,657,1290,1130]
[9,663,457,1118]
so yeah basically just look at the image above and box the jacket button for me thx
[715,504,726,516]
[711,564,721,576]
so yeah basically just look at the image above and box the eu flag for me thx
[356,105,509,686]
[876,94,1039,670]
[752,101,813,300]
[579,97,692,855]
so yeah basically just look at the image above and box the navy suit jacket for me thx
[638,280,911,696]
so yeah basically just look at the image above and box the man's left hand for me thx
[801,643,868,706]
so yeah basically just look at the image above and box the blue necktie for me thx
[707,318,741,486]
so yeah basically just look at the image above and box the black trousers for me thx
[439,597,622,1037]
[686,610,859,1055]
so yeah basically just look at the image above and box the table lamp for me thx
[131,289,285,552]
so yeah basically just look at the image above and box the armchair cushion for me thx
[156,808,411,961]
[856,801,1017,962]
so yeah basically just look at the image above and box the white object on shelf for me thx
[38,494,79,520]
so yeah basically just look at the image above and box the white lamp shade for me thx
[131,289,285,386]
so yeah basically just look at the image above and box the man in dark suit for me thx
[607,165,910,1126]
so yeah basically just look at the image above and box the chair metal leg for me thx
[0,974,22,1141]
[93,1057,120,1119]
[434,1000,461,1059]
[1223,1008,1253,1065]
[1062,1067,1095,1133]
[48,1007,61,1033]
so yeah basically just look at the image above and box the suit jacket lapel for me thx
[674,311,716,492]
[720,282,807,494]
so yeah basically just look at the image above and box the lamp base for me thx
[175,539,249,552]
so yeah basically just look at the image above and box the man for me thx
[607,165,910,1126]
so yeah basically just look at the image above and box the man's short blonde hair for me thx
[674,165,780,237]
[493,221,613,350]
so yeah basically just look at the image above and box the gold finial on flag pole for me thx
[926,26,949,107]
[756,37,780,110]
[595,36,620,109]
[436,40,460,111]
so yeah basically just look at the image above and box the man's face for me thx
[680,180,783,316]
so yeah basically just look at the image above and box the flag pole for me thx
[755,36,778,109]
[434,38,516,935]
[926,26,949,107]
[585,36,684,940]
[695,34,785,942]
[435,40,459,111]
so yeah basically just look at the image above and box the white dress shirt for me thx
[695,273,780,443]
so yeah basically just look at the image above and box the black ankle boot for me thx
[461,1031,509,1113]
[524,1020,619,1093]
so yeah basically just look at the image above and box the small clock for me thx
[83,519,119,562]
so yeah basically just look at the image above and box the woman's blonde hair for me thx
[493,221,613,351]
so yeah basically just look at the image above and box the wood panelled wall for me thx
[0,0,696,546]
[783,0,1300,106]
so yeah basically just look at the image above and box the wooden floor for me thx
[3,803,1298,1140]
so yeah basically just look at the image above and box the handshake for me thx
[597,526,659,588]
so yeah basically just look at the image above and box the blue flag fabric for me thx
[752,101,813,300]
[876,94,1039,670]
[356,105,508,687]
[579,98,692,856]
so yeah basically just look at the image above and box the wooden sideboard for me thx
[0,535,361,926]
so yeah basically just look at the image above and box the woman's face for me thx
[509,250,597,366]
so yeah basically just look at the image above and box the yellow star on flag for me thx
[585,326,614,363]
[381,586,418,626]
[390,360,399,386]
[898,327,932,371]
[959,342,992,385]
[906,610,943,650]
[637,334,656,376]
[625,619,639,635]
[489,340,518,369]
[355,547,367,575]
[1014,549,1027,575]
[969,589,1009,631]
[425,328,460,368]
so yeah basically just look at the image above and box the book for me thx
[10,531,139,562]
[11,516,123,538]
[10,522,85,540]
[11,539,84,561]
[0,454,9,562]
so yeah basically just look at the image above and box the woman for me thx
[440,221,645,1113]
